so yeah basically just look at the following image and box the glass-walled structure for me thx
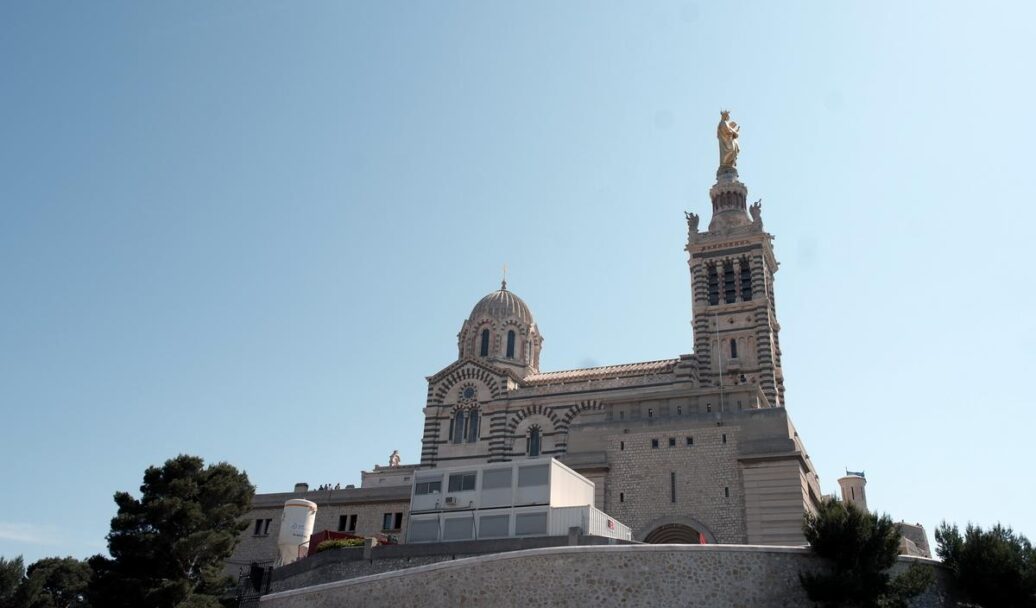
[406,458,630,543]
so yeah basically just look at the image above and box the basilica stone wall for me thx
[559,404,818,545]
[600,423,746,543]
[413,268,818,549]
[259,545,955,608]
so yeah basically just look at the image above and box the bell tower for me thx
[686,112,785,407]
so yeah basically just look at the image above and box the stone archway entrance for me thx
[643,523,703,544]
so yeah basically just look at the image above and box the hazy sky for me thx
[2,1,1035,563]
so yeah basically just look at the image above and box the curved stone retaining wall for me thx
[260,544,955,608]
[268,535,630,593]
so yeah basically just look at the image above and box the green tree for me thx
[936,522,1036,608]
[87,454,255,608]
[12,557,91,608]
[800,498,933,607]
[0,557,25,608]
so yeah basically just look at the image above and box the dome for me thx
[468,282,535,325]
[458,280,543,375]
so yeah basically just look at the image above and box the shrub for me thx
[316,538,366,553]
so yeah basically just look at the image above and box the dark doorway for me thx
[643,523,703,544]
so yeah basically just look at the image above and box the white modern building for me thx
[406,458,631,543]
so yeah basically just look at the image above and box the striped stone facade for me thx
[230,159,823,572]
[417,166,819,545]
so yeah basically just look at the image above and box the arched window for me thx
[739,257,753,300]
[707,264,720,305]
[479,329,490,356]
[730,338,738,359]
[506,330,516,359]
[723,260,736,303]
[528,427,541,457]
[452,411,466,444]
[467,409,479,443]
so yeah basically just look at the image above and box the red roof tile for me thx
[522,358,679,386]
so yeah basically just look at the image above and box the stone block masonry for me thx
[259,544,956,608]
[267,535,632,593]
[225,492,410,577]
[603,425,745,542]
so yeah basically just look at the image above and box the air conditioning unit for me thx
[444,496,457,505]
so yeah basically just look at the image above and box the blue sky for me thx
[2,1,1034,562]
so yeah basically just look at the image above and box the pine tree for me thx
[0,557,25,608]
[800,498,932,607]
[936,522,1036,608]
[13,557,92,608]
[87,455,254,608]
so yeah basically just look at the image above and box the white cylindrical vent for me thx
[276,499,317,565]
